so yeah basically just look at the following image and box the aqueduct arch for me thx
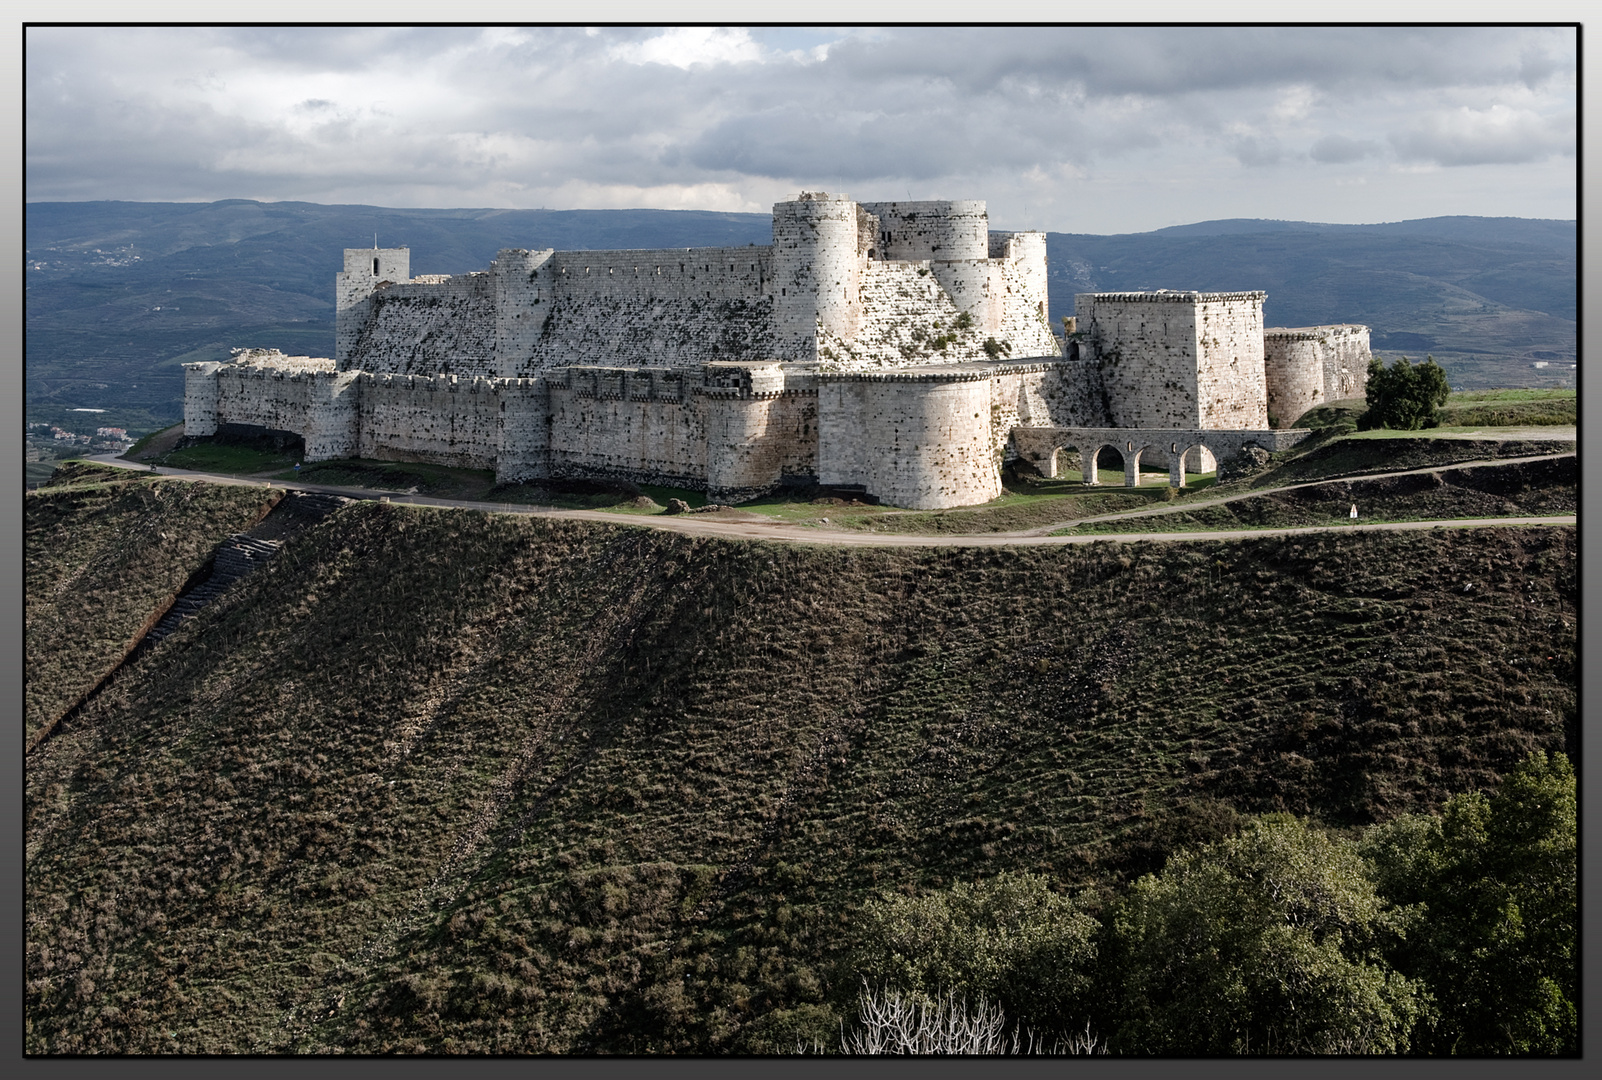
[1011,426,1313,488]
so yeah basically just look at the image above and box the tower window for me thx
[373,258,380,275]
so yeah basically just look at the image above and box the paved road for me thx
[82,454,1575,549]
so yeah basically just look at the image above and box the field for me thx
[24,460,1575,1053]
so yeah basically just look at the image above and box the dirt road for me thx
[82,454,1575,549]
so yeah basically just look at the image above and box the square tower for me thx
[336,247,411,364]
[1075,290,1268,429]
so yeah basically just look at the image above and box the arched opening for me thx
[1083,443,1124,486]
[1163,444,1220,489]
[1043,444,1082,481]
[372,257,380,275]
[1067,341,1081,361]
[1121,442,1152,488]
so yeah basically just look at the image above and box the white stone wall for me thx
[817,371,1000,510]
[356,374,501,470]
[343,273,498,378]
[1076,293,1203,428]
[819,260,981,368]
[990,232,1056,353]
[1194,294,1268,429]
[987,364,1088,463]
[1076,291,1268,430]
[703,387,820,503]
[212,366,315,436]
[544,368,710,488]
[501,248,776,375]
[1263,324,1372,426]
[861,200,989,261]
[183,362,222,436]
[336,247,410,362]
[493,378,549,483]
[771,193,863,360]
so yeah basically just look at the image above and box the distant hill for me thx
[25,201,1574,435]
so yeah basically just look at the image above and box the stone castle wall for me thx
[183,195,1361,511]
[818,370,1001,510]
[345,273,499,378]
[337,247,411,362]
[1194,294,1269,429]
[1076,291,1268,431]
[356,373,502,470]
[1264,324,1372,425]
[862,200,990,262]
[511,247,777,376]
[543,366,707,489]
[1075,292,1203,428]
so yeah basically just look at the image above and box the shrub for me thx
[1361,356,1450,430]
[1360,752,1576,1054]
[1109,815,1425,1054]
[852,871,1098,1032]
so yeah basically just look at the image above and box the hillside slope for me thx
[24,464,281,746]
[23,483,1574,1054]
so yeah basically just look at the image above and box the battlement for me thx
[1084,290,1268,305]
[1265,324,1370,341]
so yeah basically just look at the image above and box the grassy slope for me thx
[24,496,1575,1053]
[1072,456,1575,535]
[23,463,281,746]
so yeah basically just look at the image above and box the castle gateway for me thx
[184,193,1370,509]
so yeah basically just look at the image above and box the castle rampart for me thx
[184,196,1366,510]
[1264,324,1372,425]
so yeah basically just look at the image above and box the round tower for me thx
[860,200,989,261]
[770,193,863,361]
[1263,329,1325,427]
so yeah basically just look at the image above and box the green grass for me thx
[25,493,1575,1053]
[1446,388,1577,403]
[125,423,183,458]
[160,441,301,476]
[1068,456,1575,536]
[282,458,498,500]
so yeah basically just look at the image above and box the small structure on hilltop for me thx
[184,193,1370,509]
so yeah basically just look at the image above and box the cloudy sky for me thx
[24,23,1577,234]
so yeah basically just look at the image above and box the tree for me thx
[852,871,1099,1034]
[1360,752,1577,1054]
[1109,815,1425,1055]
[1361,355,1451,430]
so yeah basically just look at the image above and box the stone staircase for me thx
[143,490,351,647]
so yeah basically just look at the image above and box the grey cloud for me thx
[1390,110,1575,167]
[1231,135,1283,168]
[1309,135,1382,164]
[21,25,1577,228]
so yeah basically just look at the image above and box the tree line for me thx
[842,752,1575,1055]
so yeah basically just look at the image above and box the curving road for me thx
[81,453,1575,549]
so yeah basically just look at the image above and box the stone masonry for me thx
[184,194,1371,510]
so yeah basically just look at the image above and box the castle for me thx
[183,193,1372,509]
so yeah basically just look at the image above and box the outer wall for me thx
[819,378,1000,510]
